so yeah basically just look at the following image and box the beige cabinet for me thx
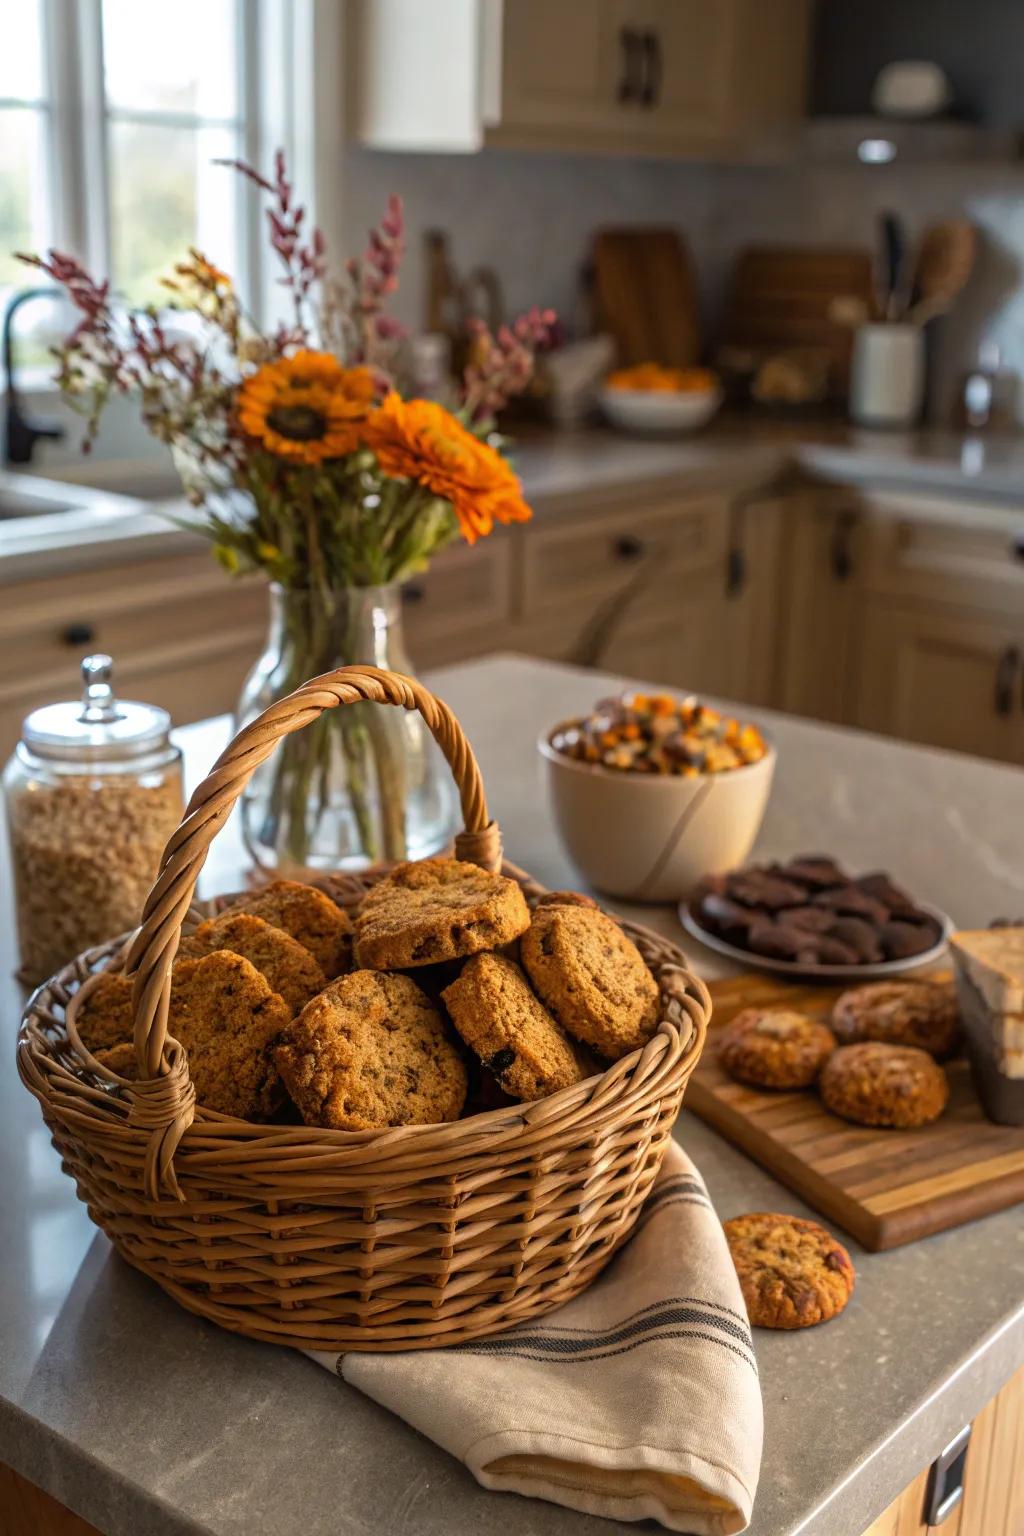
[494,0,631,141]
[775,490,866,726]
[854,601,1024,765]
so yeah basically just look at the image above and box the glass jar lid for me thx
[21,655,172,762]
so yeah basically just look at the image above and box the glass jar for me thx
[236,583,459,874]
[4,655,184,986]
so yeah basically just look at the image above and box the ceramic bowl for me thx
[539,724,776,902]
[598,385,723,436]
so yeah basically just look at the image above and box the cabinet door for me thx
[498,0,631,137]
[776,492,866,725]
[627,0,737,142]
[855,600,1024,765]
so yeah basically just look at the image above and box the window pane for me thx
[0,106,49,288]
[108,121,241,305]
[102,0,239,119]
[0,0,45,101]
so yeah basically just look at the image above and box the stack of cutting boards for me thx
[591,227,701,367]
[689,973,1024,1251]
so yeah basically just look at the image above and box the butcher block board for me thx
[688,973,1024,1251]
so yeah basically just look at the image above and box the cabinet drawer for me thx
[863,505,1024,613]
[401,536,513,655]
[522,495,728,620]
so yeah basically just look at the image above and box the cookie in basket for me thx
[220,879,353,978]
[819,1042,949,1128]
[520,903,660,1060]
[179,912,327,1014]
[442,952,593,1102]
[353,857,530,970]
[831,980,960,1059]
[275,970,468,1130]
[724,1212,855,1329]
[718,1007,835,1090]
[74,971,134,1054]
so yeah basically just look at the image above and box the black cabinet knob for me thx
[62,621,95,647]
[612,534,646,563]
[1012,533,1024,562]
[830,510,858,581]
[994,644,1021,716]
[402,583,425,605]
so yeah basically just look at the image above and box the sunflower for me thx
[237,351,376,466]
[364,393,531,544]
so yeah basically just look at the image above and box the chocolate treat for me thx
[855,872,918,917]
[827,916,884,965]
[746,922,814,962]
[879,920,938,960]
[811,886,890,924]
[786,907,837,935]
[699,892,765,939]
[728,872,807,911]
[804,935,861,967]
[777,856,846,891]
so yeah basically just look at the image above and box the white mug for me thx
[850,323,925,427]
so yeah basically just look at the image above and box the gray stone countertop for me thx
[2,655,1024,1536]
[5,418,1024,583]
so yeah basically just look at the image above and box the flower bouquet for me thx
[19,153,554,871]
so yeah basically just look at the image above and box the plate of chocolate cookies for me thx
[680,853,952,980]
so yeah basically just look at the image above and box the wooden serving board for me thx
[688,973,1024,1251]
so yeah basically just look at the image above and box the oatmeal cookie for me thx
[220,880,353,977]
[819,1042,949,1128]
[724,1212,855,1328]
[275,970,467,1130]
[718,1008,836,1090]
[74,970,134,1053]
[520,903,660,1060]
[354,857,530,970]
[831,980,959,1058]
[185,912,327,1015]
[169,953,289,1119]
[93,1040,139,1080]
[534,890,599,910]
[442,952,591,1102]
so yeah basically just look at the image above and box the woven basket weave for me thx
[18,666,710,1352]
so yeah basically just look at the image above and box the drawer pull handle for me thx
[1012,533,1024,562]
[62,622,96,647]
[612,534,646,563]
[618,28,642,103]
[925,1423,971,1527]
[830,511,857,582]
[402,583,425,606]
[994,644,1021,716]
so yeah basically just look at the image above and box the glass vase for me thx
[236,584,459,874]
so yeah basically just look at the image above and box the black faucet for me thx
[3,287,67,465]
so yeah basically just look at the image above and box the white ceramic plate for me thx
[678,898,953,982]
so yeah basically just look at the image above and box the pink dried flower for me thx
[461,305,556,421]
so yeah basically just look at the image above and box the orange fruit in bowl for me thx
[605,363,718,395]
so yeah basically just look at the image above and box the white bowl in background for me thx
[538,725,776,903]
[598,386,723,436]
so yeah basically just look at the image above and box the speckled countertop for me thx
[4,418,1024,583]
[2,655,1023,1536]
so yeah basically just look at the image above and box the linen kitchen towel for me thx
[308,1139,762,1533]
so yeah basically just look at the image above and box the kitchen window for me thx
[0,0,316,381]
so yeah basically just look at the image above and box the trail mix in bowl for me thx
[551,693,768,775]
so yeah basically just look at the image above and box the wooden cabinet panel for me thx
[863,504,1024,615]
[626,0,737,141]
[497,0,629,137]
[402,535,513,665]
[854,600,1024,765]
[775,492,866,725]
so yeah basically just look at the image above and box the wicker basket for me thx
[18,666,710,1352]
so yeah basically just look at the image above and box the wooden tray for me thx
[688,973,1024,1251]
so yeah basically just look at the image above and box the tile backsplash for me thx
[348,144,1024,424]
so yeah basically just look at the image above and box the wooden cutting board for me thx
[592,227,701,367]
[688,973,1024,1251]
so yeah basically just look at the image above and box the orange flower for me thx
[364,393,531,544]
[237,351,376,465]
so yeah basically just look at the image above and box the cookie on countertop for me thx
[170,953,289,1120]
[718,1008,836,1090]
[520,902,660,1060]
[274,970,467,1131]
[442,952,592,1102]
[819,1042,949,1128]
[220,879,353,978]
[832,980,959,1058]
[354,857,530,971]
[184,912,327,1015]
[724,1212,855,1329]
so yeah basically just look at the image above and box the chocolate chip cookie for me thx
[354,858,531,971]
[520,903,660,1060]
[718,1008,836,1090]
[221,880,353,977]
[184,912,327,1015]
[819,1042,949,1128]
[831,980,960,1058]
[724,1212,855,1329]
[274,970,467,1130]
[442,952,592,1102]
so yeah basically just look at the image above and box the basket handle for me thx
[121,665,500,1198]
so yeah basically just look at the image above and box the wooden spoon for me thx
[907,220,977,323]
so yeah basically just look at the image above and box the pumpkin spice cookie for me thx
[74,970,134,1054]
[832,980,960,1058]
[183,912,327,1015]
[354,857,530,970]
[820,1042,949,1128]
[718,1008,836,1090]
[724,1212,855,1329]
[220,879,353,978]
[520,902,660,1060]
[169,953,289,1120]
[442,952,592,1102]
[275,970,467,1131]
